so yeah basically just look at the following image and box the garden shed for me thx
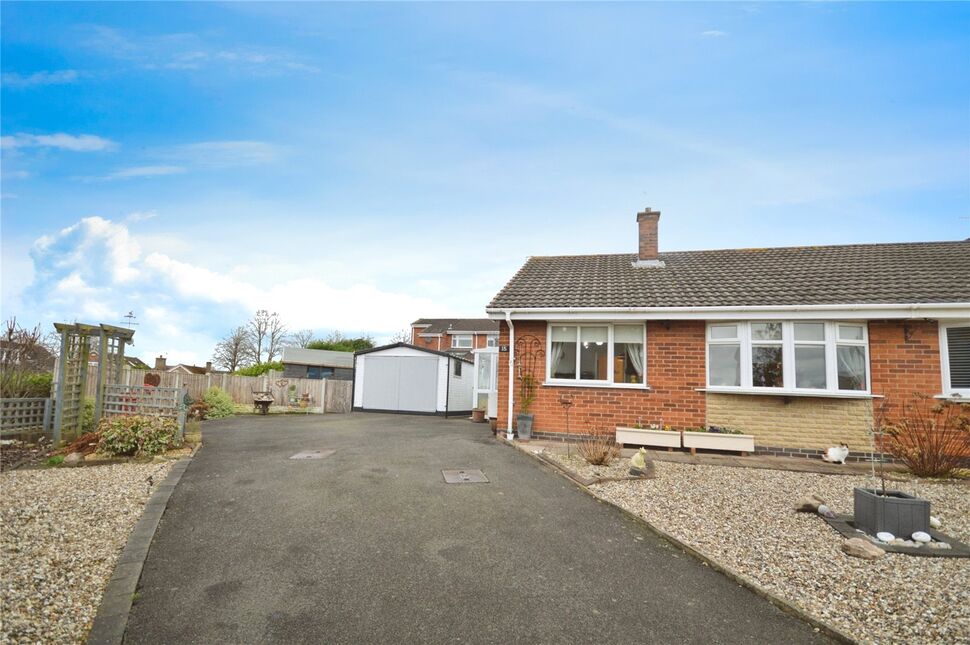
[352,343,473,416]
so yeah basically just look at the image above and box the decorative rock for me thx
[912,531,931,543]
[930,516,942,529]
[795,494,826,513]
[928,542,952,550]
[876,532,895,543]
[62,453,83,468]
[842,537,886,560]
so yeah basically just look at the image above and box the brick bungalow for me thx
[486,208,970,458]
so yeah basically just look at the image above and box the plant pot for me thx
[489,418,498,434]
[471,409,486,423]
[853,487,930,537]
[615,427,681,449]
[682,430,755,455]
[516,413,534,440]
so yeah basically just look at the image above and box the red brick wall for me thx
[496,320,707,434]
[410,328,494,352]
[868,319,943,414]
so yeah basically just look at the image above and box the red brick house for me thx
[486,208,970,458]
[410,318,500,358]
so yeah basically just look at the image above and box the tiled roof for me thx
[281,347,355,368]
[411,318,499,334]
[488,241,970,309]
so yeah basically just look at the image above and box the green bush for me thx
[235,361,283,376]
[203,387,235,418]
[98,415,182,457]
[81,398,97,434]
[22,372,54,397]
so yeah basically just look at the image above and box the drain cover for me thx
[290,450,335,460]
[442,469,489,484]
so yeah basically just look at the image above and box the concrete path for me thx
[125,413,829,644]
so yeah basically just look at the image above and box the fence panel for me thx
[325,381,352,413]
[0,398,52,439]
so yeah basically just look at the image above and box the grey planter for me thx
[516,413,534,440]
[853,487,930,538]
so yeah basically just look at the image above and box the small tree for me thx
[883,394,970,478]
[213,326,250,372]
[1,317,55,397]
[288,329,315,348]
[389,328,412,344]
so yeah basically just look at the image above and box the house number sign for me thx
[499,345,510,352]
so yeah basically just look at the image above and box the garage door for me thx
[361,356,439,413]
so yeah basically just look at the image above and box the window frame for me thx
[485,334,498,348]
[706,321,870,395]
[451,334,473,349]
[545,322,647,388]
[939,321,970,398]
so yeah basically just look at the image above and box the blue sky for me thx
[2,2,968,365]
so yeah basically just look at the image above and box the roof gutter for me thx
[504,310,515,441]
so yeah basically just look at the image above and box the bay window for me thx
[548,323,646,386]
[706,321,869,394]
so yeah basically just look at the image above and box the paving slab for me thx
[125,413,830,644]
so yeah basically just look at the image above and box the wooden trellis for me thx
[53,323,134,443]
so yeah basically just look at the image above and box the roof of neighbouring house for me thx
[168,364,209,375]
[487,240,970,310]
[281,346,355,368]
[125,356,151,369]
[410,318,499,334]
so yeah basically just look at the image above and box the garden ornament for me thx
[630,447,648,470]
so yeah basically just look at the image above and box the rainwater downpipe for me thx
[505,310,515,441]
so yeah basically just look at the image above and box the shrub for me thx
[81,398,97,434]
[98,415,182,457]
[203,387,235,419]
[882,395,970,478]
[188,401,210,420]
[235,361,283,377]
[577,426,620,466]
[47,455,64,467]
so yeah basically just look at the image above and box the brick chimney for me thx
[635,208,664,267]
[154,355,167,370]
[205,361,212,373]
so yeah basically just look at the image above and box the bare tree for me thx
[245,310,287,364]
[213,326,250,372]
[1,317,55,397]
[287,329,315,348]
[389,328,412,344]
[266,314,287,363]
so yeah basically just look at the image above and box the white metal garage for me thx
[352,343,474,416]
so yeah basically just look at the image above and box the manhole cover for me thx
[442,469,489,484]
[290,450,335,460]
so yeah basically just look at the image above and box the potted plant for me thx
[682,425,755,455]
[616,418,681,450]
[516,374,536,439]
[471,407,486,423]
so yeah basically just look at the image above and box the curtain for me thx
[550,342,565,377]
[626,343,644,377]
[837,345,866,390]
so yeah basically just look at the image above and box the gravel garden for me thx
[544,451,969,644]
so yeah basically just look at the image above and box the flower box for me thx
[853,488,930,538]
[615,427,681,449]
[682,430,754,455]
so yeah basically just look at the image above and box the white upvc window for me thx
[546,323,647,387]
[451,334,473,349]
[486,334,498,348]
[706,321,869,394]
[940,322,970,398]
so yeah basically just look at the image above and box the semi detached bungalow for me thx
[486,208,970,458]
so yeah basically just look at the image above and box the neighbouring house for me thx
[410,318,500,358]
[153,356,217,375]
[352,343,473,416]
[281,347,354,381]
[486,207,970,459]
[124,356,151,370]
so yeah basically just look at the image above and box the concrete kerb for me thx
[86,442,202,645]
[496,436,857,645]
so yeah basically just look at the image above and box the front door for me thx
[473,348,498,418]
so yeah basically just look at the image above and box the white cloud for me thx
[126,210,158,222]
[1,133,116,152]
[32,216,141,284]
[102,165,186,180]
[160,140,283,167]
[2,70,80,87]
[701,30,729,38]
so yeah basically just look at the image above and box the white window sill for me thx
[698,387,881,400]
[544,381,650,391]
[934,394,970,402]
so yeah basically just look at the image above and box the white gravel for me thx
[1,462,174,644]
[571,457,970,644]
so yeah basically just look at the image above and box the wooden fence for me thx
[66,366,352,414]
[0,397,52,440]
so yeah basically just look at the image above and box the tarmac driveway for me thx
[125,413,828,644]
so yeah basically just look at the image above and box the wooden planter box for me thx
[853,487,930,538]
[682,430,754,455]
[616,427,681,449]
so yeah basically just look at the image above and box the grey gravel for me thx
[570,458,970,645]
[0,462,173,644]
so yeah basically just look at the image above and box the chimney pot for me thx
[635,208,663,266]
[154,355,167,370]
